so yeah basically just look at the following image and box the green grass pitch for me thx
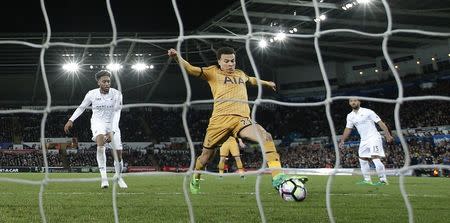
[0,173,449,223]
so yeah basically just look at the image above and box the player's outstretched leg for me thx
[372,157,388,186]
[113,159,128,188]
[357,158,373,185]
[98,149,109,188]
[110,136,128,189]
[191,148,215,194]
[96,135,109,188]
[239,124,308,190]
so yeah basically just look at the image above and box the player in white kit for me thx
[338,98,394,185]
[64,70,127,189]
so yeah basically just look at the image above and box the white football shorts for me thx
[91,121,112,142]
[358,136,385,158]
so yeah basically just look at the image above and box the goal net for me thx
[0,0,449,223]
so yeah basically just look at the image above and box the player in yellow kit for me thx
[167,47,307,195]
[218,136,245,178]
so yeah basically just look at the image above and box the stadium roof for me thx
[196,0,450,61]
[0,0,449,105]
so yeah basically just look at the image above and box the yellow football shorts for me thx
[202,115,253,149]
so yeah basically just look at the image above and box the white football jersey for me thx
[69,88,122,128]
[345,107,381,141]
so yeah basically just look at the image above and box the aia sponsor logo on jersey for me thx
[224,76,245,85]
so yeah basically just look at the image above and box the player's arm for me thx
[64,92,91,134]
[338,128,352,149]
[377,120,394,143]
[247,76,276,91]
[168,48,203,77]
[369,110,394,143]
[339,115,353,149]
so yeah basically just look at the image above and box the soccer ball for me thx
[278,178,307,202]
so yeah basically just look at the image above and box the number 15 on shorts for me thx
[373,145,380,152]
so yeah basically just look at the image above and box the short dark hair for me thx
[95,70,111,81]
[216,47,235,60]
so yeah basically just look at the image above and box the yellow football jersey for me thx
[201,65,251,118]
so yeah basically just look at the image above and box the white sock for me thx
[97,146,107,180]
[359,158,371,182]
[120,160,124,173]
[114,160,120,177]
[373,158,387,182]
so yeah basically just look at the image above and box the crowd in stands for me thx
[0,150,62,167]
[0,147,154,168]
[0,98,448,144]
[237,138,449,171]
[1,137,448,177]
[153,148,191,169]
[66,147,154,167]
[0,79,447,143]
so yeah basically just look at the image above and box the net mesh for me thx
[0,0,449,222]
